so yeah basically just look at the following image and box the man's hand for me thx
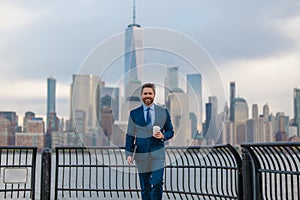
[127,156,133,165]
[153,131,164,139]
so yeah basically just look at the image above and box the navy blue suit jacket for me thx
[125,104,174,161]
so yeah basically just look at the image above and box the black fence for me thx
[163,145,242,199]
[0,142,299,200]
[0,147,37,199]
[54,144,242,199]
[242,142,300,200]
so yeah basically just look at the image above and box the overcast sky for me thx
[0,0,300,122]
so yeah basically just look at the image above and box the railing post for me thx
[40,148,52,200]
[242,148,253,200]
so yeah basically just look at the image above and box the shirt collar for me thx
[143,104,155,111]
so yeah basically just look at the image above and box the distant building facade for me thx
[70,74,101,133]
[0,111,18,145]
[187,73,203,136]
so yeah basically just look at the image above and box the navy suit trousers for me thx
[136,157,164,200]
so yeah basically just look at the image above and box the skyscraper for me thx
[232,98,248,124]
[187,73,203,135]
[168,91,190,146]
[165,66,180,108]
[101,84,120,121]
[47,77,56,131]
[231,97,248,144]
[294,88,300,136]
[121,0,144,121]
[70,74,101,133]
[204,96,218,144]
[263,103,270,121]
[229,81,236,122]
[124,0,143,100]
[252,104,258,119]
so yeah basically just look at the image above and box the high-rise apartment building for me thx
[231,97,248,144]
[187,73,203,136]
[16,116,45,151]
[99,83,121,146]
[27,117,44,133]
[23,111,35,132]
[275,113,288,141]
[165,66,180,108]
[168,91,191,146]
[220,102,233,144]
[294,88,300,136]
[0,116,10,146]
[229,81,236,122]
[101,84,120,121]
[47,77,56,131]
[205,96,219,144]
[204,102,212,138]
[0,111,18,145]
[231,98,248,123]
[263,103,270,121]
[70,74,101,133]
[252,104,259,119]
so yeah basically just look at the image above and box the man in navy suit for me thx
[125,83,174,200]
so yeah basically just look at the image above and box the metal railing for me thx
[242,142,300,200]
[164,145,243,199]
[54,144,243,199]
[54,147,138,199]
[1,142,299,199]
[0,147,37,199]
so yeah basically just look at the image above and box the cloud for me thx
[0,0,299,121]
[0,78,69,98]
[219,51,300,117]
[276,14,300,44]
[0,2,41,31]
[0,78,70,117]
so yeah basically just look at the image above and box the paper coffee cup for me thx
[153,126,160,136]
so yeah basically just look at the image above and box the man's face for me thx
[141,87,155,106]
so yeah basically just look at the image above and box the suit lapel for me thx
[153,104,160,126]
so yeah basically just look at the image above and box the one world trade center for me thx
[124,0,144,101]
[122,0,144,121]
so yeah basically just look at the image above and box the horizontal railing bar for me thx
[0,189,32,192]
[57,164,135,168]
[56,188,238,199]
[164,190,238,199]
[0,146,37,150]
[0,165,34,168]
[241,142,300,147]
[56,146,123,149]
[258,169,300,175]
[165,165,238,170]
[55,144,232,150]
[56,164,238,170]
[165,144,233,149]
[57,188,140,192]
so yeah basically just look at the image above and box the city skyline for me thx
[2,75,298,130]
[0,1,300,121]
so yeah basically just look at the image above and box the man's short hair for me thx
[141,83,156,94]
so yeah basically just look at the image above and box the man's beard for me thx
[143,97,154,105]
